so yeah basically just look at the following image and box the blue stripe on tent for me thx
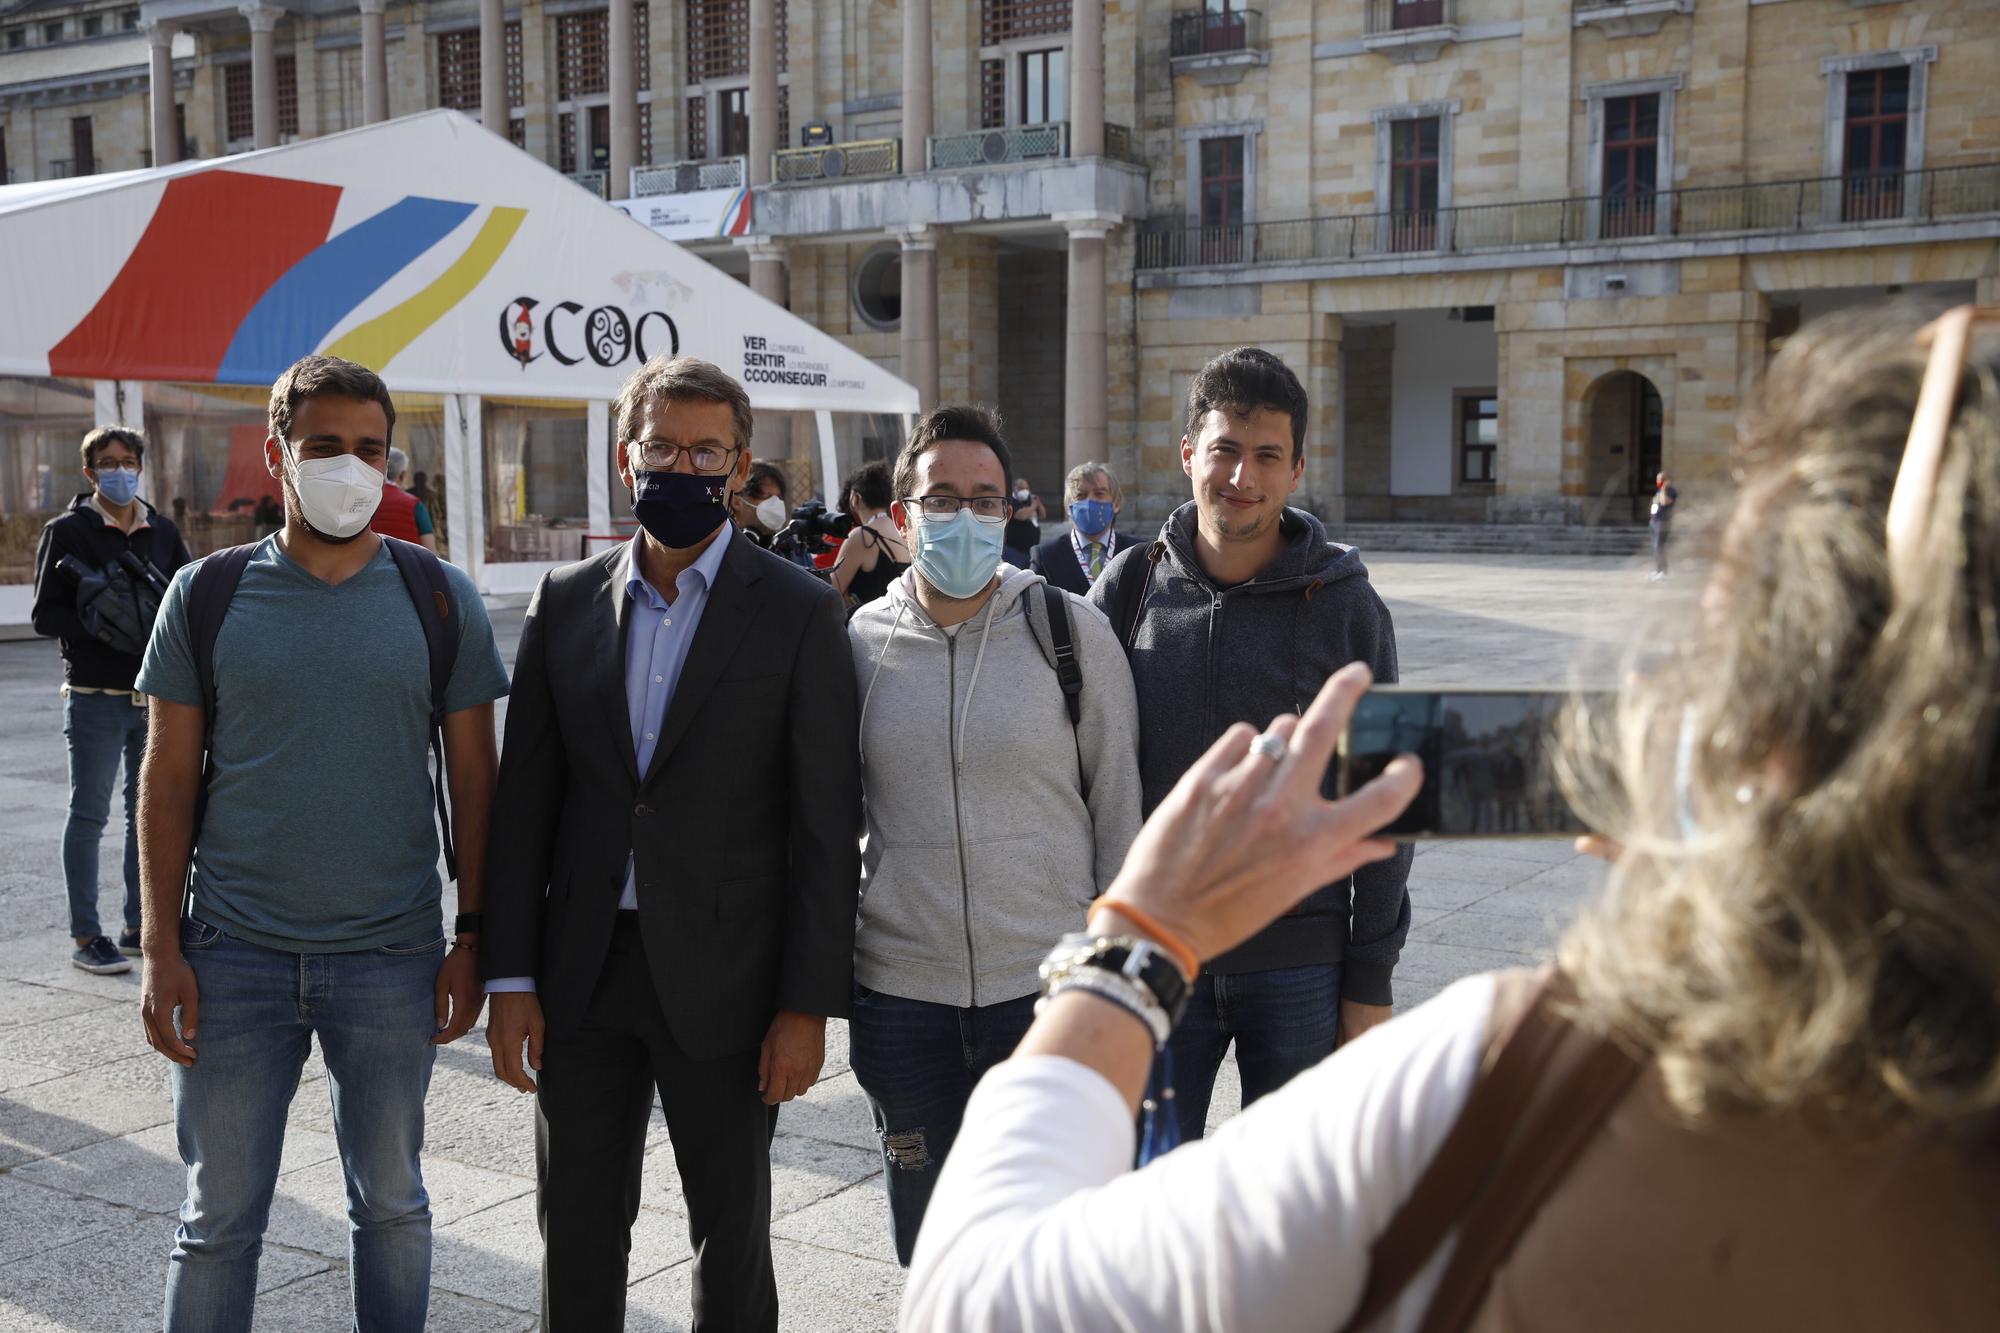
[216,196,478,384]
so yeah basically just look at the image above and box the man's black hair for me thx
[1184,346,1309,465]
[892,405,1014,501]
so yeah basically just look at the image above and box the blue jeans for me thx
[847,987,1038,1266]
[1165,962,1343,1143]
[165,920,442,1332]
[62,690,147,940]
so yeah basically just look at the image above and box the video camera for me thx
[770,499,853,568]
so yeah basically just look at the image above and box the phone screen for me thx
[1338,689,1591,838]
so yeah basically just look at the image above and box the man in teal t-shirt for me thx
[134,355,509,1333]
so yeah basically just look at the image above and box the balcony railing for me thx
[631,156,746,197]
[1366,0,1456,32]
[1170,7,1266,58]
[50,156,98,178]
[926,121,1139,170]
[565,169,609,198]
[773,137,900,183]
[1134,162,2000,270]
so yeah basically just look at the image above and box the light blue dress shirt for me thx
[486,523,734,994]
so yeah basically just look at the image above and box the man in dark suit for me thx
[1030,460,1131,595]
[482,357,861,1332]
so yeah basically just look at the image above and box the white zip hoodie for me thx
[847,564,1143,1007]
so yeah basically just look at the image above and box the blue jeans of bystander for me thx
[848,987,1039,1266]
[61,690,146,941]
[164,919,441,1333]
[1165,962,1344,1143]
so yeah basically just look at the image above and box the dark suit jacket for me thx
[482,534,862,1060]
[1030,529,1127,597]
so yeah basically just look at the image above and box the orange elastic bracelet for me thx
[1088,899,1200,982]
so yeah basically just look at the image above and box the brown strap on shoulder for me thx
[1343,970,1642,1333]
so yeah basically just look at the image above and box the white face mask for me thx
[284,446,385,539]
[753,495,787,531]
[1013,488,1030,502]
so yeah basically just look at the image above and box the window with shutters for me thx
[686,95,707,159]
[277,53,298,137]
[438,24,524,117]
[225,61,253,142]
[559,111,577,172]
[686,0,787,85]
[980,58,1006,129]
[558,5,650,101]
[981,0,1070,44]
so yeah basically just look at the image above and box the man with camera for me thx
[483,356,860,1331]
[1089,347,1411,1144]
[845,405,1141,1264]
[31,426,191,975]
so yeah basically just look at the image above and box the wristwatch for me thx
[1039,933,1191,1028]
[453,912,483,937]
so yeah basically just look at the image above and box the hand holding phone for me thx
[1337,688,1595,838]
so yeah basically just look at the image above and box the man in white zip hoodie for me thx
[847,405,1143,1266]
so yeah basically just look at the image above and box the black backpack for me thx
[184,537,462,880]
[58,550,170,657]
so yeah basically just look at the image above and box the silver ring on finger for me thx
[1250,732,1288,762]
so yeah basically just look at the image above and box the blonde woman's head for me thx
[1560,302,2000,1129]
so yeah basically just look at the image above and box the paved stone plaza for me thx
[0,551,1663,1331]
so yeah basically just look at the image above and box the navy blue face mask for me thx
[633,469,731,549]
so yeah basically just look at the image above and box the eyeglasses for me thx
[1889,305,2000,595]
[906,493,1011,524]
[92,461,139,474]
[630,440,739,473]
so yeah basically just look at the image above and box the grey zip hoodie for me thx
[848,565,1143,1008]
[1089,502,1414,1003]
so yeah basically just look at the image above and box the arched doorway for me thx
[1583,370,1664,522]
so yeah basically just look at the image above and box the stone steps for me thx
[1328,522,1652,557]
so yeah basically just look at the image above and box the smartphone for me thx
[1336,688,1596,838]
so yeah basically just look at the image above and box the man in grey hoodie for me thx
[1089,347,1413,1144]
[847,405,1143,1265]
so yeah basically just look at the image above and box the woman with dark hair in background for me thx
[832,460,908,610]
[902,304,2000,1331]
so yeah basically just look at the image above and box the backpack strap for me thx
[1023,582,1090,802]
[1344,969,1643,1333]
[1103,540,1164,653]
[383,536,462,882]
[185,543,258,854]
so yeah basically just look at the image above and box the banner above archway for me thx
[0,109,917,415]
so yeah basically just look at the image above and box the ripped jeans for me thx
[847,986,1039,1266]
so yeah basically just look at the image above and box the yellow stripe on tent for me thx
[326,206,528,370]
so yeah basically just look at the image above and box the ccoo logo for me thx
[500,296,680,370]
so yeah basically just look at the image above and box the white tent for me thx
[0,110,915,592]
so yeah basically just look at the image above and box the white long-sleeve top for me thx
[901,973,1497,1333]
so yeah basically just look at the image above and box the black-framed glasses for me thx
[630,440,740,473]
[907,493,1012,524]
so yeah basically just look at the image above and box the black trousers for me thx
[536,913,779,1332]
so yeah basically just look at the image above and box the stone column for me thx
[743,236,788,308]
[147,22,179,166]
[1058,215,1110,471]
[899,228,939,410]
[608,0,638,196]
[479,0,506,137]
[242,5,281,150]
[900,0,931,172]
[748,0,777,184]
[1070,0,1103,157]
[359,0,388,124]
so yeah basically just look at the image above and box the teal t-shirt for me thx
[136,536,510,953]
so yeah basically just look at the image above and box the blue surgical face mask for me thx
[1068,498,1114,538]
[910,509,1004,600]
[94,464,140,506]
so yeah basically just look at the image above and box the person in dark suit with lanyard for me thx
[1031,460,1131,595]
[482,356,861,1332]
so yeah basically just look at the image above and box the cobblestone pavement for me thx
[0,551,1665,1330]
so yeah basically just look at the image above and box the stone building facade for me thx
[3,0,1997,532]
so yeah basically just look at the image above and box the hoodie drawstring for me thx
[858,595,912,768]
[955,592,1003,770]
